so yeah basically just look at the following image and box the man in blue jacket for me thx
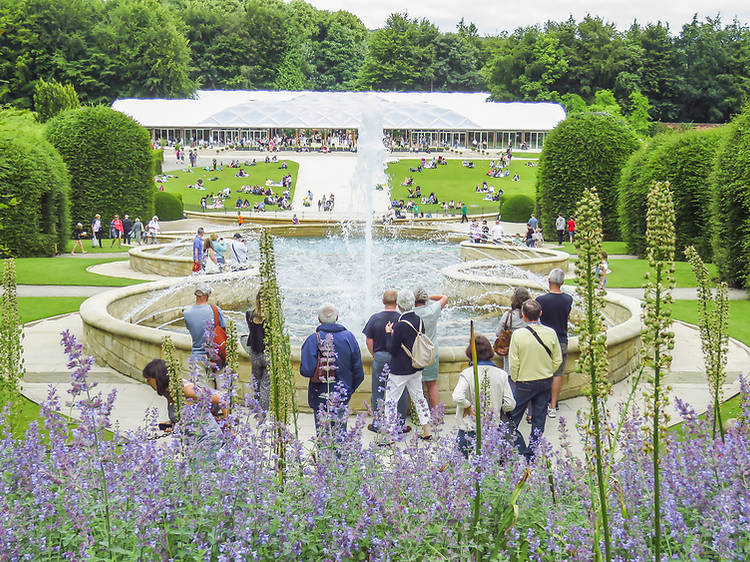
[300,303,364,437]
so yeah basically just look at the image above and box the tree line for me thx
[1,0,748,123]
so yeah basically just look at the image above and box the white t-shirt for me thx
[556,216,565,230]
[491,224,504,241]
[230,239,248,264]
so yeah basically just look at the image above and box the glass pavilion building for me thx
[112,90,566,151]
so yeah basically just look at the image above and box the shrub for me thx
[710,106,750,288]
[33,78,79,122]
[537,112,639,240]
[619,128,724,259]
[154,191,184,221]
[151,149,163,176]
[45,105,154,232]
[0,110,69,256]
[500,194,534,223]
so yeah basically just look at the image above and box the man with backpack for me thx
[384,289,433,439]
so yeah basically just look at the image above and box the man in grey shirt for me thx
[413,288,448,410]
[183,283,226,382]
[555,213,566,246]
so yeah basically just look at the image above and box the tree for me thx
[537,112,639,239]
[626,90,652,136]
[0,109,70,256]
[588,89,622,116]
[309,11,368,90]
[429,21,486,91]
[357,13,439,91]
[46,106,154,232]
[33,78,80,122]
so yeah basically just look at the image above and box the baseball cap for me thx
[194,283,212,296]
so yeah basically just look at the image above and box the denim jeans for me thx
[370,351,408,429]
[509,377,552,458]
[456,429,476,458]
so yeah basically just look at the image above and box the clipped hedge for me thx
[151,149,163,176]
[154,191,184,221]
[710,107,750,288]
[45,106,154,231]
[537,112,639,240]
[0,110,70,256]
[500,194,534,223]
[619,128,724,259]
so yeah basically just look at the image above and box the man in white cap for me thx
[183,283,226,380]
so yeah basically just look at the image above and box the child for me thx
[595,251,611,289]
[71,223,87,254]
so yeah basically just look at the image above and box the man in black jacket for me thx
[384,289,432,439]
[122,215,133,245]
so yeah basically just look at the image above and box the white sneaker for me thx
[547,406,557,418]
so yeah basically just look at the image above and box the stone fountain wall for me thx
[458,242,570,275]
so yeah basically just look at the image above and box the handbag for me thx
[493,313,513,356]
[210,304,227,367]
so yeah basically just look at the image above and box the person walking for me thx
[536,268,573,417]
[413,289,448,411]
[193,227,204,272]
[244,291,270,411]
[384,289,433,439]
[122,215,133,245]
[452,335,515,458]
[299,303,364,438]
[146,216,160,244]
[110,215,123,247]
[508,299,562,460]
[71,223,87,254]
[567,216,576,243]
[132,217,143,245]
[363,290,409,433]
[555,213,566,245]
[460,202,468,223]
[91,214,102,248]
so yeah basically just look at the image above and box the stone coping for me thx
[185,209,499,224]
[458,242,569,273]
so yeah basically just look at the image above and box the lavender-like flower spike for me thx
[60,329,97,397]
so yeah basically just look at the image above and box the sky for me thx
[303,0,750,34]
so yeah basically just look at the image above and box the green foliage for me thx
[0,259,24,435]
[154,192,184,221]
[537,112,639,240]
[46,105,154,232]
[33,78,80,122]
[500,194,534,222]
[150,149,163,176]
[710,106,750,288]
[161,336,182,423]
[625,90,652,136]
[618,128,723,259]
[0,109,70,256]
[685,246,729,440]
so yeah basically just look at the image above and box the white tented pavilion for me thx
[112,90,566,151]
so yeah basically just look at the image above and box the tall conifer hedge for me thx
[710,107,750,288]
[618,128,723,259]
[46,106,154,230]
[0,110,69,256]
[537,112,639,240]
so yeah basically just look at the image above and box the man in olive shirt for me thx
[508,299,562,459]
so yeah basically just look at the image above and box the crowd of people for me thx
[146,267,572,462]
[191,227,250,274]
[72,214,161,253]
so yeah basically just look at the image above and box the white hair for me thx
[318,303,338,324]
[397,289,415,311]
[549,268,565,286]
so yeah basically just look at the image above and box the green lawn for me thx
[386,158,538,214]
[573,258,718,288]
[19,297,87,324]
[670,299,750,431]
[555,241,630,256]
[159,160,299,212]
[62,239,131,254]
[15,257,142,286]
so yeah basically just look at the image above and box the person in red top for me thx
[566,216,576,244]
[111,214,124,248]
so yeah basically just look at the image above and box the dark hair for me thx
[143,359,169,399]
[465,335,494,361]
[510,287,531,310]
[521,299,542,321]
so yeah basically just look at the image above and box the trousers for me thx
[384,371,431,427]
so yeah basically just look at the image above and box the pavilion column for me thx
[493,131,497,149]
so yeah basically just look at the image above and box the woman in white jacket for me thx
[452,335,516,458]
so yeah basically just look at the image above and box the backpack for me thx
[210,305,227,368]
[493,313,513,356]
[400,316,435,369]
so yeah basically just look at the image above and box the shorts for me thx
[554,342,568,377]
[421,360,439,382]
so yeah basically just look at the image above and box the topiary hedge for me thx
[710,107,750,288]
[45,105,154,232]
[537,112,639,240]
[0,109,70,256]
[619,128,724,259]
[154,191,184,221]
[500,194,535,223]
[151,149,163,176]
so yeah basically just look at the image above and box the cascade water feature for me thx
[352,98,388,312]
